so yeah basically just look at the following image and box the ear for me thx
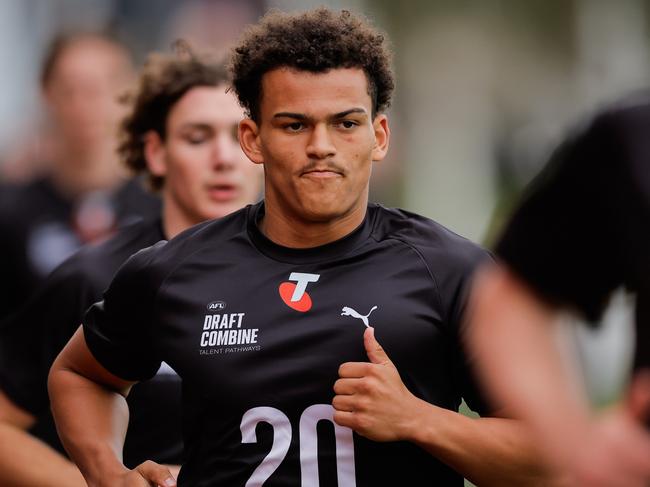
[371,114,390,162]
[143,131,167,177]
[239,119,264,165]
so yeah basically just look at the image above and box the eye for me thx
[285,122,304,132]
[337,120,358,129]
[186,134,207,145]
[184,129,210,145]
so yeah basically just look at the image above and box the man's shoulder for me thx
[370,204,489,320]
[370,204,489,269]
[160,205,249,255]
[597,91,650,121]
[121,206,251,280]
[60,218,164,283]
[577,92,650,146]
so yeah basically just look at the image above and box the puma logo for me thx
[340,305,378,328]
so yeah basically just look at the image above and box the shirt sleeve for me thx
[408,217,493,415]
[496,114,624,323]
[83,241,167,382]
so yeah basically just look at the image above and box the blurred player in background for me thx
[0,47,262,487]
[0,32,159,320]
[468,95,650,487]
[50,8,552,487]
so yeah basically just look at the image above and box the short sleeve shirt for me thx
[84,203,489,486]
[496,97,650,368]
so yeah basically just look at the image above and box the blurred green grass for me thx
[460,400,479,487]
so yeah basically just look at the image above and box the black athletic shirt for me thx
[496,97,650,368]
[0,176,160,319]
[0,218,183,467]
[84,202,489,486]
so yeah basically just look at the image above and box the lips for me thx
[302,169,343,179]
[207,183,239,202]
[301,164,345,179]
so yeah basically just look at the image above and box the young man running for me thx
[50,8,550,487]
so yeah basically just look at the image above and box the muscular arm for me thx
[333,327,560,487]
[48,327,176,487]
[466,264,650,487]
[467,265,589,453]
[407,403,552,486]
[0,390,86,487]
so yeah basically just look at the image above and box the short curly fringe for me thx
[229,8,394,122]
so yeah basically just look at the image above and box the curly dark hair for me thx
[118,43,229,191]
[229,8,394,122]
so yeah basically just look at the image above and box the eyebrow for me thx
[273,108,368,121]
[179,122,214,130]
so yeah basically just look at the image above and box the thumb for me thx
[627,369,650,423]
[364,327,390,365]
[135,460,176,486]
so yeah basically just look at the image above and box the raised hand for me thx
[332,327,426,442]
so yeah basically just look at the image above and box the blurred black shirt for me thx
[496,96,650,368]
[0,217,183,466]
[0,176,160,319]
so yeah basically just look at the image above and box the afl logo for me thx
[207,301,226,311]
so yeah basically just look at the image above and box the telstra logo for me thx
[278,272,320,312]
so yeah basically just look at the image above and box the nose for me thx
[306,123,336,160]
[211,131,237,171]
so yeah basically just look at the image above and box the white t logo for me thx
[288,272,320,302]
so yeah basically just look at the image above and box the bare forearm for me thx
[0,422,86,487]
[406,400,555,486]
[334,327,560,485]
[48,366,129,485]
[478,314,590,449]
[468,267,592,464]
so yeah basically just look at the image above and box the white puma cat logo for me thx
[340,305,378,327]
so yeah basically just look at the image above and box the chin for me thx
[206,201,241,220]
[300,202,351,223]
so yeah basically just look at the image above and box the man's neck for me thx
[162,199,197,240]
[259,200,368,249]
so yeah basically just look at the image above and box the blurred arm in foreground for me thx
[467,97,650,487]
